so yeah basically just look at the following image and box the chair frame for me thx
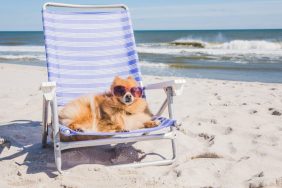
[41,2,186,173]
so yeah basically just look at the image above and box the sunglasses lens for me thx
[113,86,126,96]
[130,87,143,98]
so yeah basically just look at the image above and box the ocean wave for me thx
[0,42,27,46]
[210,40,282,50]
[137,39,282,58]
[171,37,282,50]
[1,39,281,55]
[139,61,169,68]
[137,46,282,56]
[0,40,281,64]
[0,45,44,52]
[0,55,46,61]
[170,39,206,48]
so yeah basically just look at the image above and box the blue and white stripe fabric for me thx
[60,117,175,136]
[42,6,175,136]
[42,9,142,106]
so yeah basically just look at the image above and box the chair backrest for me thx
[42,4,142,106]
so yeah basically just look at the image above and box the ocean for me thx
[0,30,282,83]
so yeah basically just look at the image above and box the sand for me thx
[0,63,282,188]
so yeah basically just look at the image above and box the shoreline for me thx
[1,62,282,85]
[1,29,282,84]
[0,63,282,187]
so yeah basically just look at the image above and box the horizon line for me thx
[1,28,282,32]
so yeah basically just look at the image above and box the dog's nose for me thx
[125,94,132,101]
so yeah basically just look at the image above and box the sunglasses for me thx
[113,85,143,98]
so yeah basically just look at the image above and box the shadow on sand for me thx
[0,120,165,177]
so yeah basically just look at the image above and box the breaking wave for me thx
[137,39,282,59]
[0,45,44,52]
[0,45,45,62]
[210,40,282,50]
[0,39,282,64]
[0,55,45,61]
[140,61,169,68]
[171,37,282,50]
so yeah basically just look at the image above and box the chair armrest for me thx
[40,81,56,101]
[144,79,186,96]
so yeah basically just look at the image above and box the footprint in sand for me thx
[272,111,282,116]
[210,119,217,125]
[252,134,263,144]
[247,171,265,188]
[182,115,190,122]
[198,133,215,146]
[254,126,260,130]
[237,156,250,162]
[268,108,282,116]
[224,127,233,135]
[249,176,282,188]
[249,110,258,114]
[191,152,221,159]
[214,92,222,100]
[228,142,237,154]
[173,169,182,178]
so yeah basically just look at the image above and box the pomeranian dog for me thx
[59,76,160,133]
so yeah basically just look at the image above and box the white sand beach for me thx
[0,63,282,188]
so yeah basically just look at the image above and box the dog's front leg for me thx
[68,123,88,132]
[143,120,160,128]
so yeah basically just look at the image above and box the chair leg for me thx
[166,86,177,161]
[171,138,176,160]
[49,96,62,173]
[42,99,49,148]
[54,134,62,173]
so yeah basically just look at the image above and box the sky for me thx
[0,0,282,31]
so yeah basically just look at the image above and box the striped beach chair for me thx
[41,2,185,173]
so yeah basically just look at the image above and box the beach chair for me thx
[41,2,185,173]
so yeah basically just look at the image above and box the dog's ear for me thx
[111,76,122,90]
[113,76,122,82]
[127,76,134,80]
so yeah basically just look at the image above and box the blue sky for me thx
[0,0,282,31]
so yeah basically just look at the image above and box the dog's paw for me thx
[144,120,160,128]
[155,120,161,126]
[119,129,129,132]
[74,128,84,132]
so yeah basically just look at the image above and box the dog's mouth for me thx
[121,92,134,105]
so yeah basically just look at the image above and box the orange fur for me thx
[59,76,159,133]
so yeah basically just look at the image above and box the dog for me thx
[59,76,160,133]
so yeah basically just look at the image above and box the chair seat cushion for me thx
[59,117,176,137]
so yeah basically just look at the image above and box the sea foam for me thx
[0,45,44,52]
[0,54,46,61]
[137,39,282,57]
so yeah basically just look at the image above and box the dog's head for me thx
[111,76,143,105]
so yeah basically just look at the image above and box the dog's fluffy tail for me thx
[59,95,97,131]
